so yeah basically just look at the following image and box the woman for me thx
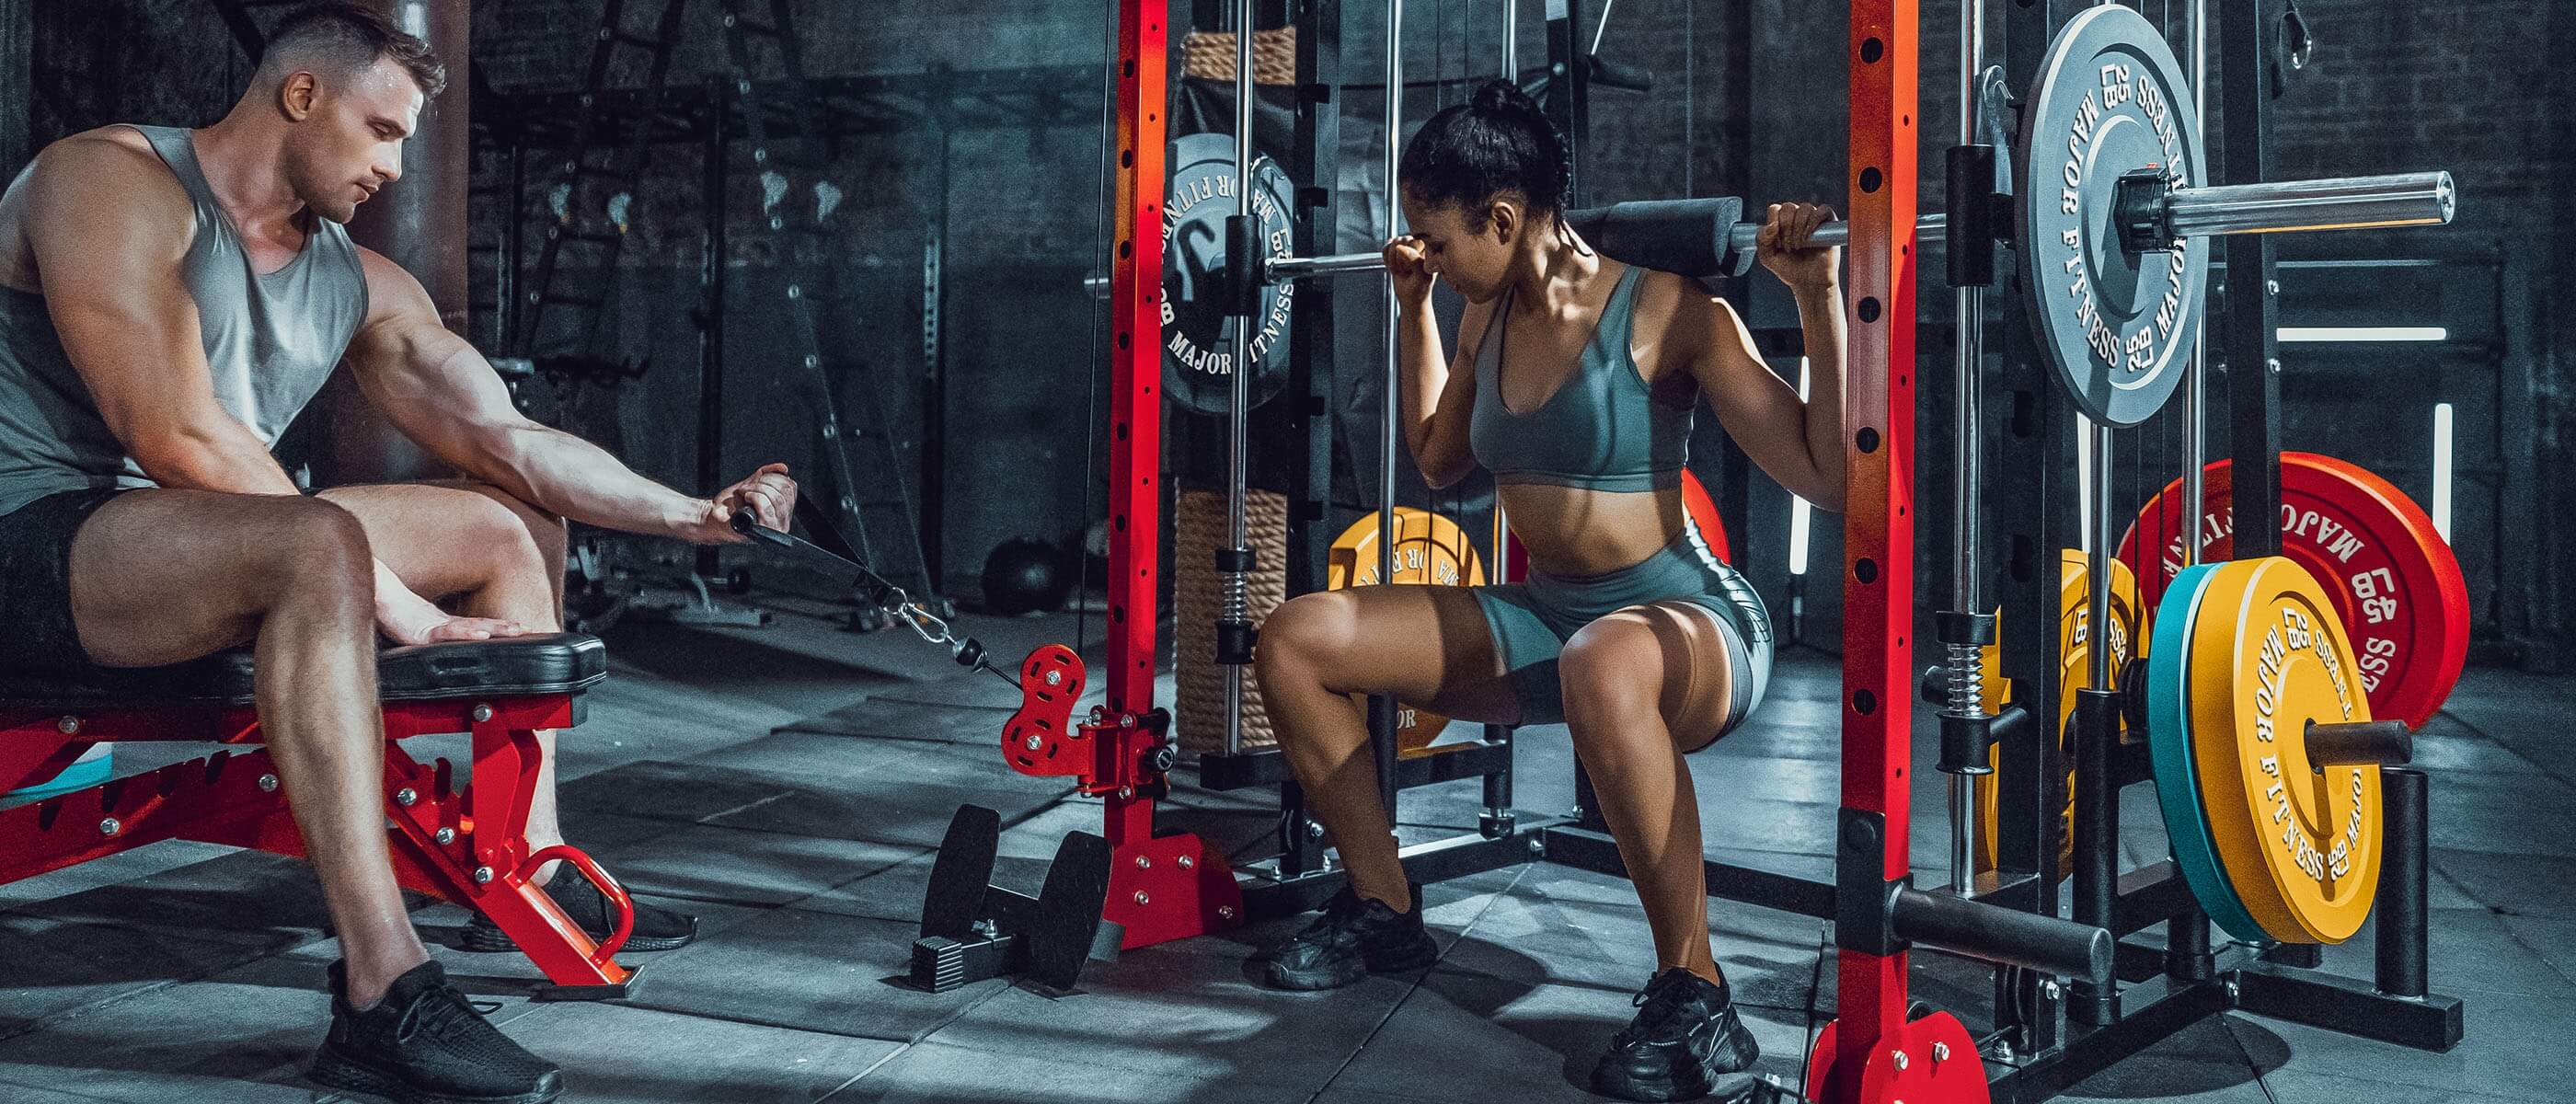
[1252,80,1845,1102]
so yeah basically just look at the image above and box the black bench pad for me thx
[0,633,607,707]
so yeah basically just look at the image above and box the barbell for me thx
[1270,171,2451,281]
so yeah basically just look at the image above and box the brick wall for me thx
[17,0,2566,634]
[2271,0,2555,243]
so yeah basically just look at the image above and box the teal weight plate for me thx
[2146,563,2265,941]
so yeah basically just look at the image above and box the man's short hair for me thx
[256,3,447,100]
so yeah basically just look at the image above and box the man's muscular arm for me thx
[28,132,514,643]
[29,134,298,495]
[345,250,789,543]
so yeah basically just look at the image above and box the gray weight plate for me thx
[2015,5,2210,428]
[1162,132,1295,418]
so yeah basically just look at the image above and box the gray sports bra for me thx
[1467,264,1694,492]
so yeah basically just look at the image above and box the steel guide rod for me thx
[1946,0,1988,901]
[2087,425,2116,696]
[1221,0,1259,756]
[1485,0,1517,838]
[2183,0,2208,569]
[2168,0,2216,983]
[1374,0,1406,824]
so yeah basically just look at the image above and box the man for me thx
[0,6,794,1100]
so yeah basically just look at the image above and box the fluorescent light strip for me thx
[1788,358,1812,577]
[2277,327,2449,343]
[2432,403,2454,544]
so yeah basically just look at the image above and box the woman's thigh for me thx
[1260,582,1527,727]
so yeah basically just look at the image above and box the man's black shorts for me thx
[0,487,125,675]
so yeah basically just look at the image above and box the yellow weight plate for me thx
[1973,552,2139,874]
[2185,557,2383,944]
[1327,509,1486,755]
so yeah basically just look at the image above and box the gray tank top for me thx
[0,124,366,517]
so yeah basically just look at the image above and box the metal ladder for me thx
[512,0,690,360]
[717,0,946,618]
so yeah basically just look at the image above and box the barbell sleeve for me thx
[2161,170,2456,238]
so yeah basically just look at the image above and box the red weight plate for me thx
[1680,468,1733,565]
[2118,452,2470,727]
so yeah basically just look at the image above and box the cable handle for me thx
[730,512,1014,687]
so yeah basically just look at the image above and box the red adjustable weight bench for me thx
[0,633,638,998]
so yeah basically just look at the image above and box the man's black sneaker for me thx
[459,874,698,953]
[310,960,563,1104]
[1262,882,1439,990]
[1591,968,1761,1101]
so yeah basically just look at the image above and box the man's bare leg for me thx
[67,489,425,1006]
[322,479,699,952]
[320,481,569,856]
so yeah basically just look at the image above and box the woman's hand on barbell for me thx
[1757,201,1841,292]
[1384,236,1436,309]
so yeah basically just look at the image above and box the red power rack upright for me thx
[1087,0,1246,949]
[1811,1,1949,1101]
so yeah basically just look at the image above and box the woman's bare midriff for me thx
[1497,482,1692,578]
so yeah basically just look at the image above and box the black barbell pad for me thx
[1563,196,1749,280]
[1584,53,1656,93]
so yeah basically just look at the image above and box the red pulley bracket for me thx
[1003,645,1089,778]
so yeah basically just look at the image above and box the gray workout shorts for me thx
[1470,522,1773,744]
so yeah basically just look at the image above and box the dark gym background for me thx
[1,0,2565,661]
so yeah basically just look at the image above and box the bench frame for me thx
[0,690,633,998]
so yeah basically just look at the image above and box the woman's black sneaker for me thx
[1591,968,1761,1101]
[1262,883,1439,990]
[310,960,563,1104]
[459,875,698,953]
